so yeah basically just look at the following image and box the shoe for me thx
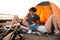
[54,30,60,34]
[32,32,42,35]
[27,30,32,34]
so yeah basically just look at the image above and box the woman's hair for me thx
[29,7,37,12]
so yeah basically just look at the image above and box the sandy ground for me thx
[23,34,60,40]
[0,33,60,40]
[0,28,60,40]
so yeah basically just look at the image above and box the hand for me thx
[22,21,25,23]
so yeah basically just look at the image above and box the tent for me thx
[35,1,60,24]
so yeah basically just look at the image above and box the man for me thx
[23,7,40,25]
[23,7,40,32]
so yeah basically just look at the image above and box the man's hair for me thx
[29,7,37,12]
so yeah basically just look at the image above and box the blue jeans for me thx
[29,24,40,32]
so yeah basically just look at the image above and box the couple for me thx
[9,7,60,34]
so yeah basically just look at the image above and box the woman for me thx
[37,14,60,34]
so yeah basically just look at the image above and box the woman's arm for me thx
[23,16,27,21]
